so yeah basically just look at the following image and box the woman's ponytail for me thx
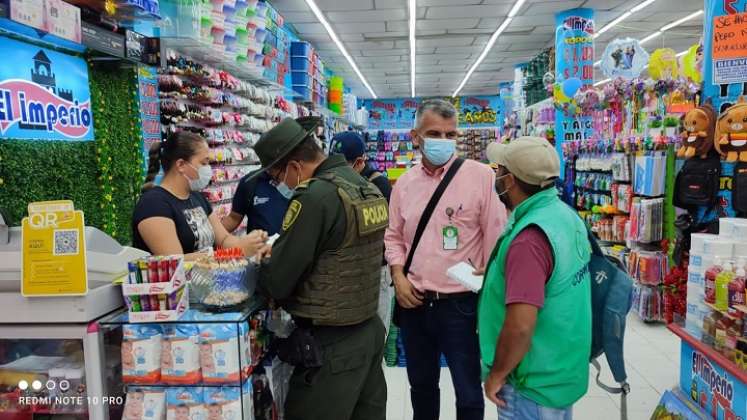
[142,142,162,192]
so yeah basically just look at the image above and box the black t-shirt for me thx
[361,164,392,203]
[132,186,215,254]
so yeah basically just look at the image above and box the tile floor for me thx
[384,314,681,420]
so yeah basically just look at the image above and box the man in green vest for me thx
[253,118,389,420]
[478,137,592,419]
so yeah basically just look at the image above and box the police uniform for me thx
[253,119,389,420]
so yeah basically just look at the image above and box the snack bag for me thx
[204,387,244,420]
[166,387,206,420]
[199,324,241,384]
[162,325,201,384]
[122,325,162,384]
[123,388,166,420]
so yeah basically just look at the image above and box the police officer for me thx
[252,118,388,420]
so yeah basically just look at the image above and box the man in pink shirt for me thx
[385,99,507,420]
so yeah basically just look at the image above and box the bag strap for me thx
[403,158,465,275]
[592,359,630,420]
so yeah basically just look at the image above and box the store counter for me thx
[668,323,747,419]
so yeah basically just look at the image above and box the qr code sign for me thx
[54,229,79,256]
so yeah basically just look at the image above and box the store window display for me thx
[133,131,268,258]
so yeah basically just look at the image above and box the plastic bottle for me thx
[728,260,747,317]
[715,261,734,311]
[705,257,723,304]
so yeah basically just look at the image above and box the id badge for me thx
[443,226,459,250]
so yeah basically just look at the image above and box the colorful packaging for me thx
[161,325,201,384]
[203,387,246,420]
[166,388,206,420]
[123,388,166,420]
[239,321,251,379]
[199,324,241,384]
[122,325,162,384]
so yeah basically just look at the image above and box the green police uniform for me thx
[259,155,388,420]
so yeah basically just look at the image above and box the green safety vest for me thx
[478,188,592,408]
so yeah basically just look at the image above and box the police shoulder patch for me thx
[282,200,302,231]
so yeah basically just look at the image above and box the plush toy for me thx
[715,97,747,162]
[678,103,716,159]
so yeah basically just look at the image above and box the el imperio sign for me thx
[0,36,94,141]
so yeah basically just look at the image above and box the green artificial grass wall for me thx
[0,63,144,245]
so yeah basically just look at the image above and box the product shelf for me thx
[668,323,747,384]
[99,296,265,326]
[161,37,302,100]
[703,302,743,321]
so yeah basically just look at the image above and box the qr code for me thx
[54,229,79,256]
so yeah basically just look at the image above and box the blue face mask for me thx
[422,138,456,166]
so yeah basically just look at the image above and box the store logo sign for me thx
[0,80,92,138]
[0,36,94,141]
[692,351,733,402]
[562,16,594,34]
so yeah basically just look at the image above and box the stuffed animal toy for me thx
[716,97,747,162]
[678,103,716,159]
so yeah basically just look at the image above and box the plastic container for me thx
[291,41,313,57]
[291,56,312,72]
[291,71,311,85]
[254,27,268,44]
[293,85,312,101]
[705,257,723,304]
[715,261,735,311]
[253,53,264,67]
[728,260,746,317]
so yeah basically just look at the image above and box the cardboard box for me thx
[44,0,81,43]
[9,0,44,31]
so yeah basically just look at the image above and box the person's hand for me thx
[392,271,423,308]
[473,266,485,276]
[240,230,268,256]
[484,371,507,408]
[256,243,272,261]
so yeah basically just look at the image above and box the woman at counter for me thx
[133,131,267,258]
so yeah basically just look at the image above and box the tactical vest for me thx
[284,171,389,326]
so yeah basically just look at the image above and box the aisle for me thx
[384,314,680,420]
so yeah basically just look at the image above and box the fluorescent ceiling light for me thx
[303,0,377,98]
[409,0,416,98]
[507,0,527,18]
[640,31,662,44]
[594,11,632,38]
[630,0,657,13]
[594,78,611,87]
[676,50,689,58]
[661,10,703,32]
[452,16,513,97]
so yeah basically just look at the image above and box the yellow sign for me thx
[22,202,87,296]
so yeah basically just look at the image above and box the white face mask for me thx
[185,163,212,191]
[275,163,300,200]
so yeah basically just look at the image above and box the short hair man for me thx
[331,131,392,202]
[385,99,507,420]
[479,137,592,418]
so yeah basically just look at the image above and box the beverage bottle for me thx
[728,260,747,317]
[705,257,723,304]
[715,261,735,311]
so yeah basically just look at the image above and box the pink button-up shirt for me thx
[385,157,507,293]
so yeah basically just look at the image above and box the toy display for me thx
[678,103,716,159]
[715,97,747,162]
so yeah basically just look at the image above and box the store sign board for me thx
[0,36,94,141]
[555,8,594,175]
[21,200,88,297]
[679,340,746,420]
[712,11,747,84]
[137,65,161,167]
[363,95,501,130]
[81,22,125,58]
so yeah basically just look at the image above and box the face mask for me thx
[275,164,300,200]
[422,138,455,166]
[185,163,212,192]
[495,173,513,209]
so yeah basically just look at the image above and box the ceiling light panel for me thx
[409,0,416,98]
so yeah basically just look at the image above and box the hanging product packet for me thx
[166,388,206,420]
[161,325,201,384]
[122,325,163,384]
[199,324,241,384]
[123,388,166,420]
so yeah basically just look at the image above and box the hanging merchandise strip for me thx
[157,49,314,229]
[457,129,498,162]
[365,130,416,173]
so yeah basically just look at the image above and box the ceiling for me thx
[269,0,704,99]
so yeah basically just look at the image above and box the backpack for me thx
[674,156,721,209]
[732,162,747,214]
[586,226,634,420]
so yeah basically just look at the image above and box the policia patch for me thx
[355,197,389,236]
[282,200,302,231]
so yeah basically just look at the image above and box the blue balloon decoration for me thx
[562,77,582,98]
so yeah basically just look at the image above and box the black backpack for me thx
[674,156,721,209]
[733,162,747,214]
